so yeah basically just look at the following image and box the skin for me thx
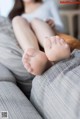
[12,0,70,75]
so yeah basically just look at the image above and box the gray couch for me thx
[0,64,42,119]
[0,49,80,119]
[0,16,80,119]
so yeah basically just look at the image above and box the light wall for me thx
[0,0,14,17]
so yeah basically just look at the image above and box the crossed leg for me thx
[31,19,70,62]
[12,17,51,75]
[12,17,70,75]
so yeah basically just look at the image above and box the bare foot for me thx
[44,36,70,61]
[22,48,51,75]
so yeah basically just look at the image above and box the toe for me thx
[56,35,60,40]
[64,43,69,48]
[59,39,69,48]
[56,37,60,45]
[25,63,31,69]
[24,54,30,61]
[24,63,33,73]
[22,53,30,64]
[56,36,60,44]
[60,38,65,45]
[55,36,65,45]
[50,36,56,44]
[28,67,33,73]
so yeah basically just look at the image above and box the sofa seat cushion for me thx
[0,82,42,119]
[31,49,80,119]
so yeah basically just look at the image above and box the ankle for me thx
[24,47,39,52]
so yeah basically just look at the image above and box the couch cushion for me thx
[31,49,80,119]
[0,82,42,119]
[0,17,34,81]
[0,63,16,83]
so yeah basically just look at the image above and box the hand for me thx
[46,19,55,28]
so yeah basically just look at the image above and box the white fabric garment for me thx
[22,0,64,31]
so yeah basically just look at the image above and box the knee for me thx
[12,16,28,26]
[12,16,22,25]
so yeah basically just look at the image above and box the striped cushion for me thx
[0,63,15,83]
[0,82,42,119]
[31,49,80,119]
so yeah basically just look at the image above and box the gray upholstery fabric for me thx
[0,17,34,96]
[17,79,32,98]
[0,17,34,81]
[0,81,42,119]
[0,63,16,83]
[1,16,80,119]
[31,49,80,119]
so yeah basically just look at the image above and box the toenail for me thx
[65,44,69,47]
[56,36,59,38]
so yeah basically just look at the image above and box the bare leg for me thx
[31,18,70,61]
[31,18,55,47]
[12,16,39,51]
[12,16,51,75]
